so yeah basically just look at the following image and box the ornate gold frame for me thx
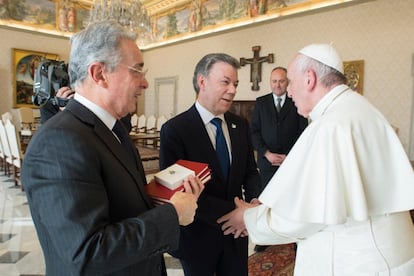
[343,60,364,94]
[12,48,59,108]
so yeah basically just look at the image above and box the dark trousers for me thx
[259,167,278,191]
[178,238,248,276]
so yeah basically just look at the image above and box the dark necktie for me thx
[112,120,138,163]
[276,97,282,113]
[211,118,230,181]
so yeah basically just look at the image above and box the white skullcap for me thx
[298,44,343,73]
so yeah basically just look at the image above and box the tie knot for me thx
[211,117,223,129]
[277,97,282,103]
[113,120,125,133]
[112,120,128,141]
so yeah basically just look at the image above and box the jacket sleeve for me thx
[22,125,180,274]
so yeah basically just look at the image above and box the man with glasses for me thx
[22,21,204,276]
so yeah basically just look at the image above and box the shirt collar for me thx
[273,92,286,105]
[74,93,116,130]
[309,84,349,121]
[195,101,225,125]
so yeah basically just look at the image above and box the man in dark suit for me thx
[251,66,308,189]
[21,21,203,276]
[250,67,307,252]
[159,53,261,276]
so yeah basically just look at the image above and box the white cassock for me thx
[244,84,414,275]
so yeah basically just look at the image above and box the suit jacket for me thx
[21,100,180,276]
[251,93,308,171]
[159,105,261,262]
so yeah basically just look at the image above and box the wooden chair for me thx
[0,120,13,177]
[1,111,13,124]
[130,113,138,133]
[155,115,167,148]
[137,114,147,133]
[156,115,167,133]
[4,119,24,190]
[146,115,157,134]
[0,129,7,174]
[17,107,35,131]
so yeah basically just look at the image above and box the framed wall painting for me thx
[12,48,59,108]
[343,60,364,94]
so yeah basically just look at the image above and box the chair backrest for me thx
[0,120,12,163]
[146,115,156,133]
[2,112,13,124]
[4,119,22,168]
[156,115,167,132]
[130,114,138,128]
[18,107,35,130]
[32,108,41,120]
[137,114,146,133]
[0,126,4,159]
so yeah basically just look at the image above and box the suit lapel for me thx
[224,113,240,183]
[66,101,153,208]
[265,95,278,123]
[190,106,230,183]
[278,97,294,120]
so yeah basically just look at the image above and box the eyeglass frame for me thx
[120,64,148,79]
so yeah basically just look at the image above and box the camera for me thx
[33,59,70,107]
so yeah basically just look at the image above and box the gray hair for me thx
[69,21,137,89]
[192,53,240,93]
[295,54,346,87]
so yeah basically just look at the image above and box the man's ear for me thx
[197,74,205,91]
[306,69,316,90]
[89,62,108,87]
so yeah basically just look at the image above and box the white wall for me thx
[1,0,413,153]
[143,0,414,152]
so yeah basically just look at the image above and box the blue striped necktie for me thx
[211,118,230,180]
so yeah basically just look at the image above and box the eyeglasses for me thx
[122,64,148,79]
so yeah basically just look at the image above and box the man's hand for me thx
[169,175,205,226]
[170,192,198,226]
[182,175,205,199]
[265,151,286,166]
[56,86,75,111]
[56,86,75,99]
[217,197,258,238]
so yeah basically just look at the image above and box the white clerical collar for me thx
[195,101,225,125]
[74,93,116,130]
[309,84,349,121]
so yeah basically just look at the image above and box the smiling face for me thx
[197,61,239,116]
[103,39,148,118]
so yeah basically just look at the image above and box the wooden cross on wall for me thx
[240,46,274,91]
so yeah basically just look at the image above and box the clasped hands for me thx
[217,197,260,238]
[265,151,286,166]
